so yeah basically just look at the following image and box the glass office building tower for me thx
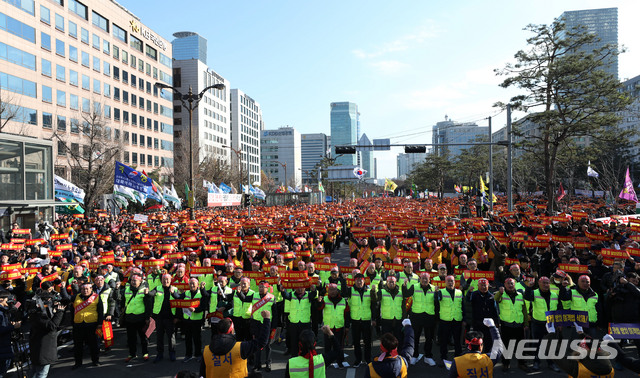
[172,31,207,64]
[330,102,358,166]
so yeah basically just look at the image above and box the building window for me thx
[112,45,119,60]
[132,152,137,164]
[114,108,120,121]
[56,90,65,106]
[92,34,99,49]
[103,61,110,76]
[113,23,126,43]
[68,20,77,38]
[91,11,108,32]
[80,27,88,44]
[81,51,89,67]
[57,115,66,131]
[55,13,64,31]
[145,45,157,61]
[81,74,89,90]
[93,56,100,72]
[130,54,136,68]
[70,94,78,110]
[41,58,51,77]
[102,39,109,54]
[114,87,120,101]
[93,78,100,94]
[1,13,36,43]
[113,66,120,80]
[69,45,78,62]
[69,0,87,20]
[70,118,79,134]
[131,74,136,88]
[41,32,51,50]
[121,50,128,64]
[43,112,52,128]
[122,70,128,84]
[57,141,66,156]
[131,133,137,145]
[104,105,111,118]
[130,35,142,52]
[40,5,50,24]
[82,97,89,113]
[55,64,65,81]
[55,39,65,56]
[69,70,78,86]
[41,85,52,103]
[103,83,110,97]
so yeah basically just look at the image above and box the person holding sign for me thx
[250,280,277,372]
[447,318,503,378]
[200,310,271,378]
[436,275,463,366]
[179,277,209,362]
[559,275,600,337]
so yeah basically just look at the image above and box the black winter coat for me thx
[29,308,65,365]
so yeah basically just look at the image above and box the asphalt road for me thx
[18,241,637,377]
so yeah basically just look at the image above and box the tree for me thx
[53,106,122,212]
[495,20,633,211]
[0,90,19,133]
[407,152,453,198]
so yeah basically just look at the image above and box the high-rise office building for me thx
[330,102,358,166]
[230,88,263,186]
[561,7,618,78]
[432,117,488,158]
[172,31,207,63]
[358,133,373,179]
[301,133,328,184]
[261,127,301,187]
[0,0,175,182]
[397,153,426,179]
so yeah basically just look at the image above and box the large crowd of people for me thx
[0,195,639,377]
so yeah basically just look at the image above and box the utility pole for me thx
[507,104,513,211]
[488,116,493,211]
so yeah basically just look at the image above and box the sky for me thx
[120,0,640,179]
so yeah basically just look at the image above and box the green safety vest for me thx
[369,273,382,288]
[380,289,403,320]
[284,289,292,313]
[411,285,436,315]
[251,294,275,323]
[183,290,204,320]
[288,355,326,378]
[98,287,111,316]
[289,292,311,324]
[147,274,162,292]
[349,288,372,321]
[569,290,599,323]
[498,291,525,324]
[198,274,215,292]
[532,289,558,322]
[399,272,419,288]
[152,288,176,315]
[209,285,233,313]
[233,289,255,320]
[124,286,146,315]
[318,271,331,287]
[439,289,463,321]
[323,296,347,328]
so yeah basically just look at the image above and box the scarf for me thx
[302,350,317,378]
[378,344,398,360]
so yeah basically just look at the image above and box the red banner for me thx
[50,234,68,240]
[282,271,307,280]
[432,280,461,289]
[281,279,311,289]
[1,263,21,271]
[314,262,338,272]
[1,243,22,250]
[138,259,165,268]
[56,244,73,251]
[12,229,31,234]
[601,248,630,260]
[384,263,404,272]
[163,252,185,260]
[20,267,40,274]
[189,266,217,276]
[463,270,495,280]
[346,277,371,287]
[243,271,266,280]
[26,238,46,246]
[558,264,589,274]
[170,299,201,309]
[397,251,419,262]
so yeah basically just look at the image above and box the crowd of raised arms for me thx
[1,195,640,378]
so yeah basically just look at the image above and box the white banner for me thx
[133,214,149,223]
[54,175,85,203]
[207,193,242,207]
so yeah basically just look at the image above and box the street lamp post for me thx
[155,82,225,220]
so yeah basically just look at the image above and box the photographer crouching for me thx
[0,291,21,378]
[28,282,67,378]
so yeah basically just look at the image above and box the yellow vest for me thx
[439,289,463,321]
[184,290,203,320]
[569,290,599,323]
[74,294,99,323]
[203,342,246,378]
[289,292,311,324]
[323,296,347,328]
[498,291,525,324]
[349,288,372,321]
[454,353,493,378]
[124,286,146,315]
[411,285,436,315]
[532,289,558,322]
[380,289,403,320]
[570,362,614,378]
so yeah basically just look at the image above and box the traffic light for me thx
[405,145,426,153]
[335,146,356,154]
[243,194,251,207]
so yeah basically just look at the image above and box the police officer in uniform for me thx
[199,311,271,378]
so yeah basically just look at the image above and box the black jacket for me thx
[365,325,414,378]
[29,307,65,365]
[0,306,14,359]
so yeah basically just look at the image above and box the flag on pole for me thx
[318,182,325,193]
[587,161,599,178]
[619,167,638,202]
[479,176,488,193]
[556,182,566,202]
[185,183,193,208]
[454,185,461,193]
[353,167,366,179]
[384,178,398,192]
